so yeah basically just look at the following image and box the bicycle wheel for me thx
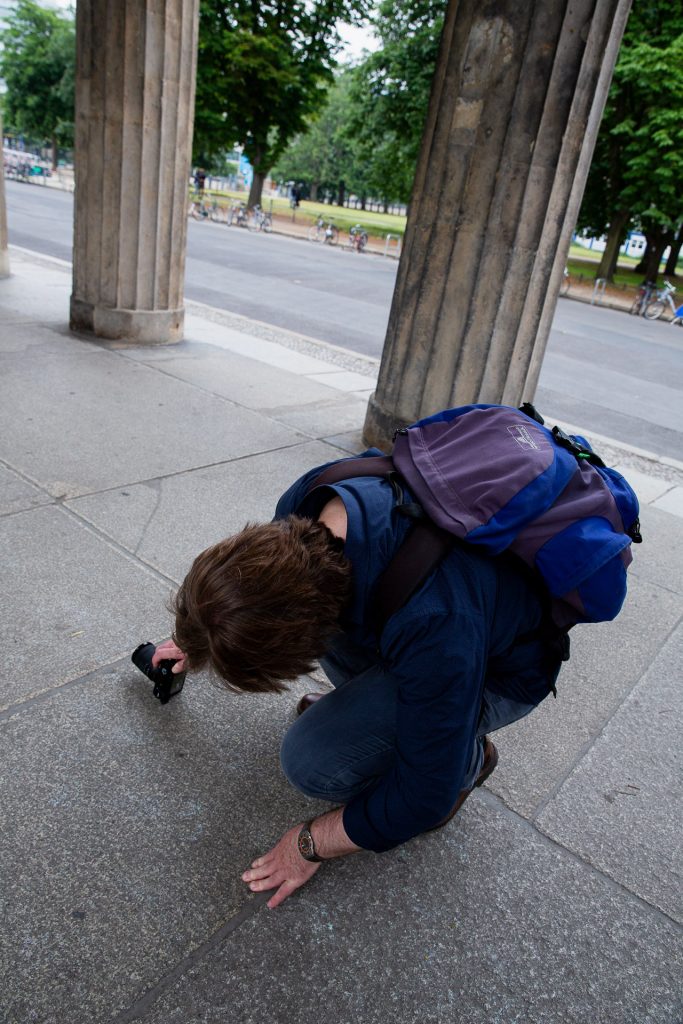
[629,295,643,315]
[308,225,321,242]
[190,203,202,220]
[644,301,665,321]
[357,231,368,251]
[262,215,273,233]
[327,226,339,245]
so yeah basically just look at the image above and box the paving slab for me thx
[653,485,683,518]
[486,574,683,818]
[0,461,51,515]
[629,503,683,597]
[66,440,346,582]
[183,313,337,375]
[306,368,376,392]
[0,344,304,497]
[127,800,682,1024]
[0,664,323,1024]
[263,394,370,438]
[120,340,341,410]
[0,318,86,355]
[0,505,172,706]
[0,254,71,324]
[536,621,683,922]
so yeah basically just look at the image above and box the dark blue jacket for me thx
[275,453,546,852]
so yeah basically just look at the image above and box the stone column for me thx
[70,0,200,345]
[0,113,9,279]
[364,0,632,449]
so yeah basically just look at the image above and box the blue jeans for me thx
[280,631,561,805]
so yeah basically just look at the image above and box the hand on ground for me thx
[242,825,321,909]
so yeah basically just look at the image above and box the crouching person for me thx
[152,463,563,908]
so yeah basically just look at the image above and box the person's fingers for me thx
[242,861,273,882]
[171,657,187,674]
[248,874,281,893]
[267,880,298,910]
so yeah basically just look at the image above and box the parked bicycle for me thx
[189,191,211,220]
[644,279,677,321]
[227,201,249,228]
[248,204,273,232]
[308,216,339,245]
[629,280,657,316]
[349,224,368,252]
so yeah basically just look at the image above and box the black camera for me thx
[131,642,186,704]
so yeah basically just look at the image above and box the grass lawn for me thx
[567,243,681,290]
[200,188,407,238]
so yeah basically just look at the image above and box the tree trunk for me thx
[596,208,629,280]
[664,224,683,277]
[247,171,265,209]
[640,229,673,281]
[310,182,319,201]
[337,180,345,207]
[51,135,59,171]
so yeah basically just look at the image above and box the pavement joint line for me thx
[477,788,683,931]
[45,440,324,507]
[57,502,182,588]
[628,568,683,600]
[132,478,164,557]
[529,605,683,823]
[111,891,272,1023]
[0,650,156,720]
[6,244,681,472]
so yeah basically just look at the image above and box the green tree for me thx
[345,0,445,206]
[272,69,358,203]
[577,1,683,281]
[194,0,369,208]
[0,0,75,168]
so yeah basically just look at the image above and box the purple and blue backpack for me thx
[307,403,641,638]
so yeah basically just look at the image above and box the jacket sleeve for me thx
[341,608,488,852]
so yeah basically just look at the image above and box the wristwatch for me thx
[297,819,324,862]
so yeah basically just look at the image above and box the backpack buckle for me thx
[551,426,605,468]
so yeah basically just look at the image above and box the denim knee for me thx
[280,720,332,800]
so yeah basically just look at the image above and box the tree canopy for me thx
[0,0,75,166]
[272,0,445,207]
[577,0,683,279]
[193,0,370,206]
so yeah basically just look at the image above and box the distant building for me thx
[574,230,668,262]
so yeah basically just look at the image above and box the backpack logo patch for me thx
[507,424,547,451]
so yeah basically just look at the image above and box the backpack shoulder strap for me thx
[306,455,395,489]
[371,521,453,633]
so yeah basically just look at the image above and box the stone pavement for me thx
[1,247,681,1024]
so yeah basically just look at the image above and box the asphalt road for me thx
[5,179,683,461]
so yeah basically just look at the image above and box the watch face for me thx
[298,828,315,859]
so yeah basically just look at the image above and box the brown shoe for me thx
[296,692,327,716]
[427,737,499,831]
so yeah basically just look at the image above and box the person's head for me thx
[171,516,352,695]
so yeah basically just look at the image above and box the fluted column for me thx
[364,0,631,449]
[70,0,200,345]
[0,113,9,279]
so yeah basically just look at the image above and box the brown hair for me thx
[172,516,352,694]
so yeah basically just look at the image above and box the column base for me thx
[70,297,184,345]
[362,392,411,452]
